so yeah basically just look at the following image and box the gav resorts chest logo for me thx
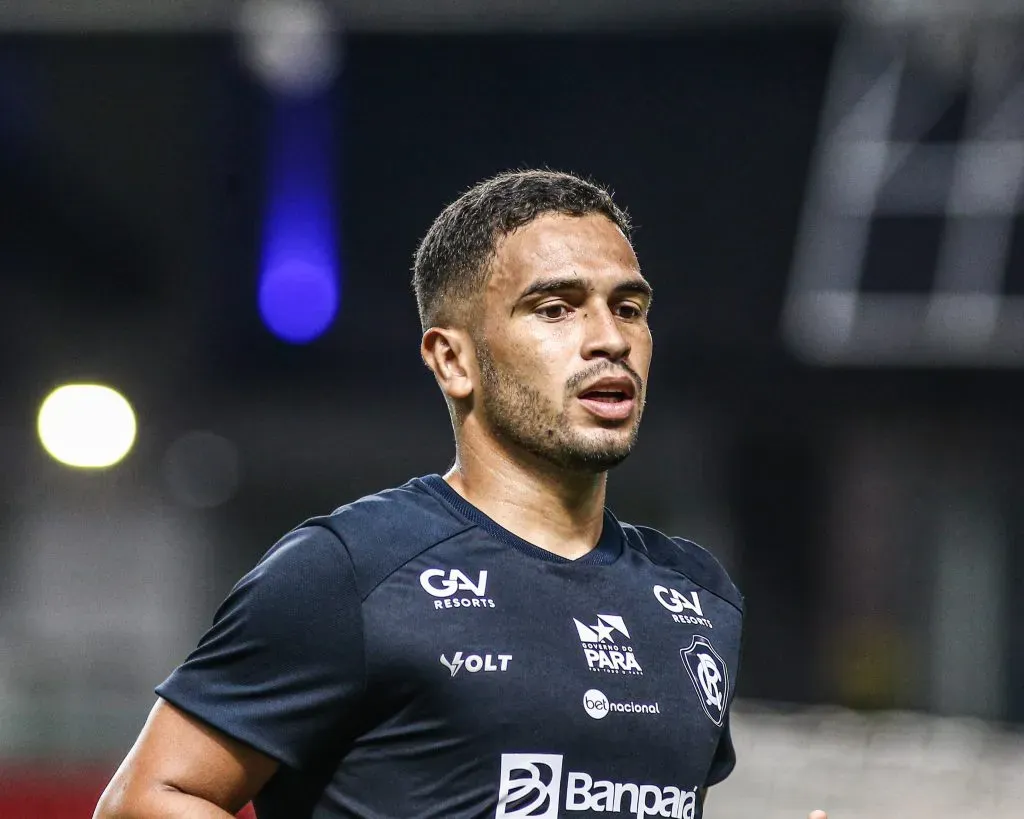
[582,689,660,720]
[652,585,714,629]
[680,635,729,726]
[419,568,495,609]
[495,753,698,819]
[573,614,642,675]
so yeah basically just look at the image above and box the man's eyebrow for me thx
[614,278,654,303]
[515,276,654,304]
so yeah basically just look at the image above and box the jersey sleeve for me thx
[703,711,737,786]
[155,524,365,771]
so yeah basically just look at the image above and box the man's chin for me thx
[558,438,636,473]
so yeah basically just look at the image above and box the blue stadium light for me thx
[258,93,340,344]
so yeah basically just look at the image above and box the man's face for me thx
[472,212,653,473]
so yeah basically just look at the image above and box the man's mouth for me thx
[579,389,630,403]
[577,377,638,420]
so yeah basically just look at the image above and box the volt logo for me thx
[419,568,495,610]
[653,585,713,628]
[440,652,512,677]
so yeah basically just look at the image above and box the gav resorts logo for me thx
[652,585,714,629]
[419,568,495,609]
[495,753,698,819]
[572,614,642,675]
[582,689,660,720]
[680,635,729,726]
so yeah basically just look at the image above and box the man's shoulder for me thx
[295,477,473,599]
[620,521,743,614]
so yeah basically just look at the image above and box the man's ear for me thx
[421,327,475,401]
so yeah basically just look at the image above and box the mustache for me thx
[566,361,644,396]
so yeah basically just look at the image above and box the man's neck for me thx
[443,434,608,561]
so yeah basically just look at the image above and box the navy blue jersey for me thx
[157,475,744,819]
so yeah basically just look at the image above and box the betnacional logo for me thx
[419,568,495,609]
[440,651,512,677]
[573,614,642,675]
[495,753,698,819]
[582,689,660,720]
[652,585,713,629]
[680,635,729,726]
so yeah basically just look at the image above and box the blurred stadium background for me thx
[2,0,1024,816]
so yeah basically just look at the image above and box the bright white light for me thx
[37,384,137,469]
[238,0,341,96]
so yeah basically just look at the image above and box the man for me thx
[95,171,826,819]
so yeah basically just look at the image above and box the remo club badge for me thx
[680,635,729,726]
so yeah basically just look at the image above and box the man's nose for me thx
[581,305,631,361]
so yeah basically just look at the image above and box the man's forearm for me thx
[94,785,240,819]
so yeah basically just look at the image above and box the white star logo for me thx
[592,621,616,642]
[573,614,630,643]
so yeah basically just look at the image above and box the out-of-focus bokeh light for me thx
[257,63,340,344]
[37,384,137,469]
[258,256,338,343]
[238,0,341,97]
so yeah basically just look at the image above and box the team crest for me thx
[680,635,729,726]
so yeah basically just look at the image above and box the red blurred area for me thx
[0,767,255,818]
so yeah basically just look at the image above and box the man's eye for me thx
[538,304,570,320]
[616,303,643,319]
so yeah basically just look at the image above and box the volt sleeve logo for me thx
[440,652,512,677]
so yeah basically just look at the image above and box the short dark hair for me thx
[412,170,632,330]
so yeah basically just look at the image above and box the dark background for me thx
[2,13,1023,789]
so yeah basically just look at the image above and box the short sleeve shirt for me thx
[157,475,744,819]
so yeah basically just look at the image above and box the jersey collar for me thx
[417,474,623,565]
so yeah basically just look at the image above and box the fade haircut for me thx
[412,170,632,331]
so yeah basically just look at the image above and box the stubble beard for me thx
[475,342,643,474]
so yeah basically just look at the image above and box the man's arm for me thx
[94,699,279,819]
[95,526,365,818]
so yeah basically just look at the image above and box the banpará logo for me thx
[582,689,660,720]
[652,585,713,628]
[573,615,642,675]
[419,568,495,609]
[495,753,698,819]
[440,651,512,677]
[680,635,729,726]
[496,753,562,819]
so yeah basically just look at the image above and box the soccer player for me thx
[95,171,826,819]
